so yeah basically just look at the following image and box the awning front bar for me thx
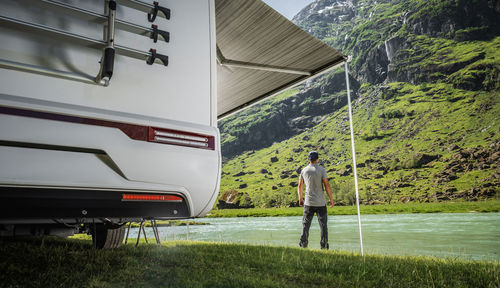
[218,56,346,120]
[216,46,311,76]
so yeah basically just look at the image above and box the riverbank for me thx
[130,220,208,228]
[0,238,497,288]
[207,200,500,218]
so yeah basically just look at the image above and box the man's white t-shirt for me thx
[300,164,328,207]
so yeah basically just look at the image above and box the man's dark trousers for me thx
[299,205,328,249]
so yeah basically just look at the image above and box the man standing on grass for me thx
[298,151,334,249]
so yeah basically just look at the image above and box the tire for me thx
[91,224,126,249]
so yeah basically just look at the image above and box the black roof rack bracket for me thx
[147,49,168,66]
[150,24,169,43]
[148,1,170,22]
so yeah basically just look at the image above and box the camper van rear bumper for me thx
[0,186,190,221]
[0,96,221,219]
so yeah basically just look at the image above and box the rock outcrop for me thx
[217,190,254,209]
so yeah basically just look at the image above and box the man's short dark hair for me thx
[308,151,318,161]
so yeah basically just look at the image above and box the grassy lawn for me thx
[207,200,500,218]
[0,237,498,288]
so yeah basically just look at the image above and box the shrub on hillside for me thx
[379,109,405,119]
[333,181,356,205]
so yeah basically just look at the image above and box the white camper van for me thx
[0,0,344,247]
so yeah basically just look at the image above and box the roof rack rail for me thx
[27,0,170,43]
[0,0,170,86]
[116,0,171,21]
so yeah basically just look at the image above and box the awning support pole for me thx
[344,57,364,256]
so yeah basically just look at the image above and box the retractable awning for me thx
[216,0,346,119]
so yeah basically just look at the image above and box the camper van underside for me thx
[0,186,190,240]
[0,186,190,222]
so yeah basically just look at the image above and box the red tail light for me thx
[148,127,215,150]
[122,194,183,202]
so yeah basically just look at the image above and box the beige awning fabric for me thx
[216,0,345,119]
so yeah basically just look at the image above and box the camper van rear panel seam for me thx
[0,105,215,150]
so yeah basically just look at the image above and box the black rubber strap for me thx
[108,0,116,10]
[147,48,168,66]
[148,1,171,22]
[102,47,115,79]
[150,24,170,43]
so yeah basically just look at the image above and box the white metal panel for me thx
[208,0,218,127]
[0,0,214,126]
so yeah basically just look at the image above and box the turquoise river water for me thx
[129,213,499,261]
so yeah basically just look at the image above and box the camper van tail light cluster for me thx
[122,194,183,202]
[148,127,215,150]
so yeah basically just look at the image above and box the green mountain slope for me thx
[217,0,500,208]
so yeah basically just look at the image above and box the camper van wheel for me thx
[91,224,126,249]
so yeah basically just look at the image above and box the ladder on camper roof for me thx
[0,0,171,86]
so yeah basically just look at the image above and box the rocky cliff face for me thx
[406,0,500,40]
[294,0,499,86]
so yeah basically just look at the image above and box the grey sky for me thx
[262,0,314,19]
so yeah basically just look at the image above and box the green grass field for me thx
[0,238,498,288]
[207,200,500,218]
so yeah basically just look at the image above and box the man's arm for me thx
[323,178,334,208]
[298,178,304,206]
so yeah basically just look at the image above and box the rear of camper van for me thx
[0,0,346,248]
[0,0,220,246]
